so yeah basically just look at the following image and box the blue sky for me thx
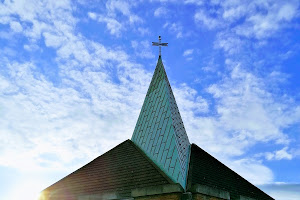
[0,0,300,199]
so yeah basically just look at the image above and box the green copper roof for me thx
[131,56,190,189]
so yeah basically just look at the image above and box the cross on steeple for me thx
[152,36,168,57]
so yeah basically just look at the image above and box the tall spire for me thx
[131,51,190,189]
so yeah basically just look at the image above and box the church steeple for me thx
[131,49,190,189]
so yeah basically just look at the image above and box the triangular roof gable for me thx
[41,140,173,200]
[187,143,274,200]
[131,56,190,189]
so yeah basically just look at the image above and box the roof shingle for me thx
[187,144,274,200]
[41,140,173,200]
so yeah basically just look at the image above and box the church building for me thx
[39,37,274,200]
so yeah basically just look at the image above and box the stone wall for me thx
[135,193,181,200]
[192,193,227,200]
[131,183,230,200]
[133,192,227,200]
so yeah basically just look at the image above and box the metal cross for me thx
[152,36,168,57]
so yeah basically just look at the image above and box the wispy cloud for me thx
[154,7,169,17]
[183,49,194,61]
[137,27,150,36]
[164,22,183,38]
[259,183,300,200]
[183,49,194,57]
[0,0,151,172]
[106,0,142,24]
[88,0,142,36]
[214,32,243,55]
[174,60,300,183]
[194,10,221,30]
[88,12,123,36]
[261,147,293,161]
[9,21,23,32]
[184,0,203,6]
[187,2,300,177]
[227,158,274,185]
[234,1,299,39]
[131,40,155,59]
[193,0,300,39]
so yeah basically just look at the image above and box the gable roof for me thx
[131,56,190,188]
[41,140,173,200]
[187,144,274,200]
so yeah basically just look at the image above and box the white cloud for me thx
[183,49,194,56]
[164,22,183,38]
[222,4,247,22]
[173,62,299,185]
[207,64,296,144]
[180,61,300,164]
[233,1,299,39]
[276,148,292,160]
[106,0,142,24]
[174,83,209,115]
[264,147,293,161]
[0,47,16,57]
[0,56,151,172]
[23,43,40,51]
[88,12,123,36]
[189,2,300,170]
[87,12,97,20]
[9,21,23,32]
[131,40,155,59]
[192,0,300,39]
[0,0,74,43]
[0,0,151,172]
[154,7,169,17]
[43,32,66,48]
[106,0,130,16]
[194,10,221,30]
[226,158,274,185]
[100,16,123,36]
[87,1,142,36]
[259,183,300,200]
[184,0,203,6]
[137,27,150,35]
[214,32,243,55]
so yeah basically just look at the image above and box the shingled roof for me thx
[40,140,173,200]
[187,144,274,200]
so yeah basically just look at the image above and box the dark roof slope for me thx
[41,140,173,200]
[187,144,274,200]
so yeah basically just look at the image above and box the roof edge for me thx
[42,140,131,192]
[190,143,275,200]
[184,144,192,191]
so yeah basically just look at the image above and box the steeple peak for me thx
[131,55,190,189]
[152,36,168,57]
